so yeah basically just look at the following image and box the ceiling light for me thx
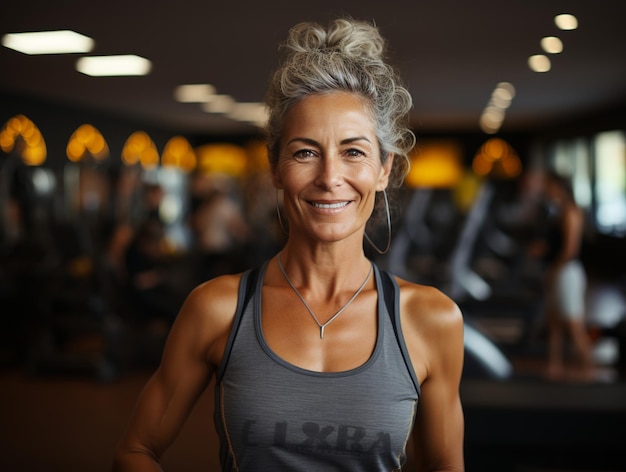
[76,55,152,76]
[555,14,578,30]
[528,54,551,73]
[483,106,505,123]
[479,82,515,134]
[479,107,504,134]
[495,82,516,98]
[541,36,563,54]
[479,114,500,135]
[491,82,515,108]
[228,102,268,124]
[202,95,235,113]
[490,94,511,109]
[2,30,94,55]
[174,84,216,103]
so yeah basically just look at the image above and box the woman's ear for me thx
[376,153,394,191]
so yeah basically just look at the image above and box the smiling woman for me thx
[114,18,465,472]
[274,92,390,249]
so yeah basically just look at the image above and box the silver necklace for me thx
[276,254,373,339]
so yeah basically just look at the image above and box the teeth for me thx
[312,201,349,209]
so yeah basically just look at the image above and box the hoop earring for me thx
[364,189,391,255]
[275,188,288,234]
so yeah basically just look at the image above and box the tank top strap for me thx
[375,266,421,397]
[216,262,265,383]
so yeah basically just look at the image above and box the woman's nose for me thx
[314,155,343,190]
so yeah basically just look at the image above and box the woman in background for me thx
[541,171,595,379]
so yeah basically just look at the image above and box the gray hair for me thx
[265,18,415,188]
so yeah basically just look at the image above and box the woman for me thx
[114,18,464,471]
[541,171,594,379]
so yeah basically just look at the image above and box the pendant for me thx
[320,325,325,339]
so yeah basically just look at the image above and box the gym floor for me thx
[1,356,625,472]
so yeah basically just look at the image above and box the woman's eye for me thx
[294,149,316,159]
[345,148,366,158]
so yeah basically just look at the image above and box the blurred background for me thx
[1,1,626,471]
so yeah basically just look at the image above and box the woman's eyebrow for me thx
[340,136,372,145]
[286,136,372,146]
[286,137,318,146]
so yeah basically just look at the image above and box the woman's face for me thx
[273,91,392,246]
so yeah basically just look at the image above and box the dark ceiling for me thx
[2,0,626,136]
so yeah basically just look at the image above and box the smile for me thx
[310,201,350,209]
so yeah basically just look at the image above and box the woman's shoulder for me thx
[393,276,463,332]
[392,276,464,381]
[186,272,244,313]
[175,272,246,335]
[156,272,248,370]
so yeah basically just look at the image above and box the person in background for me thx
[188,188,251,283]
[538,170,595,379]
[124,218,180,328]
[114,17,464,471]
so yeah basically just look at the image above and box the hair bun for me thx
[285,18,386,62]
[266,17,415,185]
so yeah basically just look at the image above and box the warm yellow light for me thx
[501,153,522,176]
[472,155,492,176]
[0,114,47,165]
[66,124,109,162]
[122,131,160,168]
[162,136,197,172]
[405,141,463,188]
[484,137,507,159]
[141,147,160,169]
[246,140,270,173]
[472,138,522,179]
[22,140,47,166]
[555,14,578,31]
[453,171,483,213]
[196,143,248,176]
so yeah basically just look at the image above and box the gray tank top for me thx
[214,262,420,471]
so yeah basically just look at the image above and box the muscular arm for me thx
[401,283,465,472]
[113,275,240,471]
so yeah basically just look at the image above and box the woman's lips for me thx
[309,201,350,209]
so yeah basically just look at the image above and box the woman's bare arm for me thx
[558,205,583,264]
[401,283,465,472]
[113,274,241,471]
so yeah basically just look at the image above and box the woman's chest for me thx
[260,287,379,372]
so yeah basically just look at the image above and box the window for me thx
[594,130,626,235]
[551,138,592,208]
